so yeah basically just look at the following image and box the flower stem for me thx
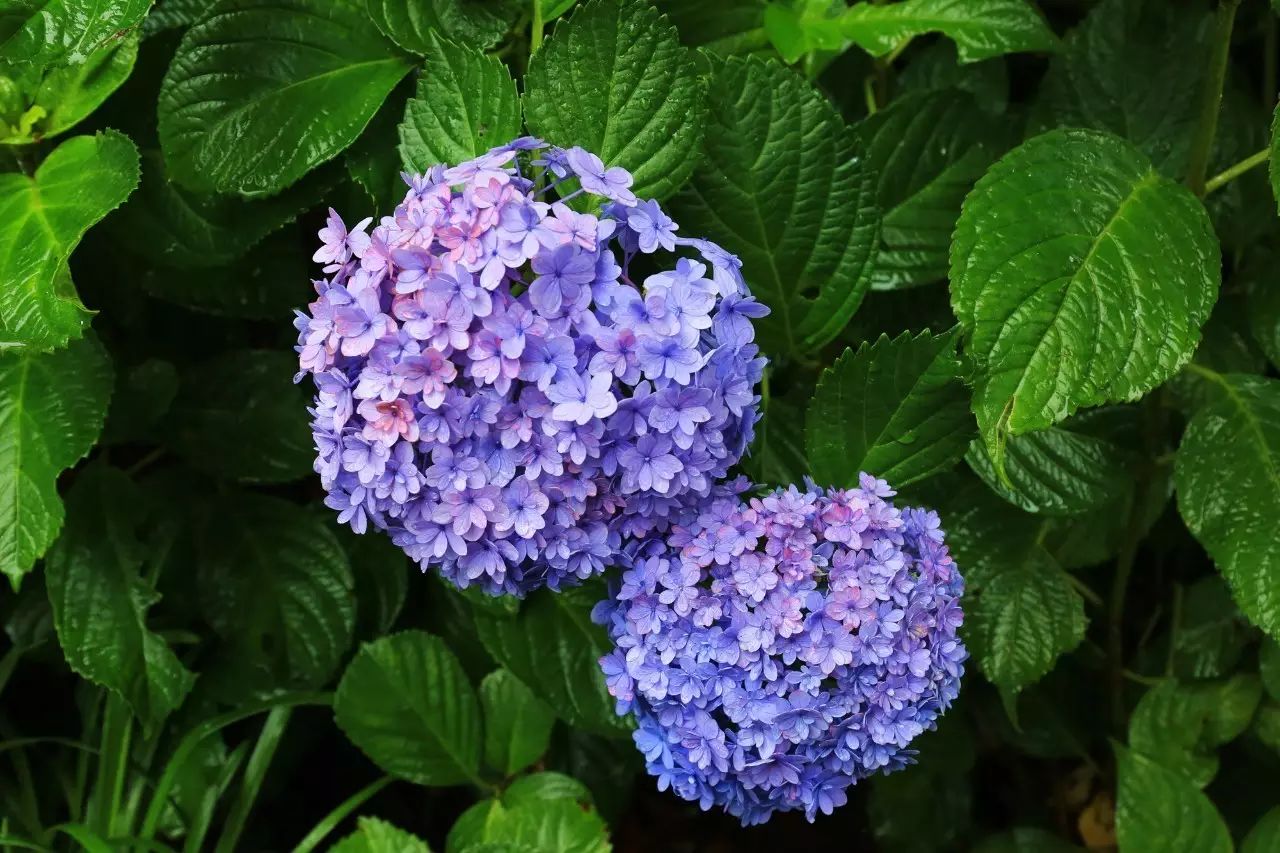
[1204,147,1270,195]
[290,777,394,853]
[1186,0,1241,197]
[531,0,544,53]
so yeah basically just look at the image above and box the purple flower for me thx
[295,138,767,597]
[594,479,966,825]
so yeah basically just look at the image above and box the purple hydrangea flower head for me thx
[594,475,966,824]
[295,139,768,596]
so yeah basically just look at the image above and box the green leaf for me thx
[1262,638,1280,701]
[1244,808,1280,853]
[331,816,430,853]
[1250,261,1280,371]
[524,0,705,201]
[856,89,1009,290]
[672,55,878,356]
[840,0,1057,63]
[1114,743,1232,853]
[807,329,972,489]
[654,0,768,55]
[166,349,312,483]
[109,151,331,269]
[368,0,519,53]
[1129,676,1262,788]
[158,0,412,194]
[1171,292,1269,414]
[195,493,354,689]
[763,0,845,64]
[965,424,1132,517]
[503,772,593,807]
[895,40,1008,114]
[334,630,483,786]
[1,35,138,143]
[744,393,809,488]
[1167,576,1254,680]
[45,465,195,733]
[142,0,212,35]
[473,584,629,737]
[0,130,139,350]
[139,230,312,319]
[1029,0,1208,177]
[339,525,409,643]
[951,128,1219,472]
[0,334,112,587]
[1175,372,1280,641]
[0,0,151,68]
[868,716,974,852]
[449,796,610,853]
[480,668,556,776]
[348,76,414,211]
[398,33,521,174]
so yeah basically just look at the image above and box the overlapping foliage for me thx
[2,0,1279,848]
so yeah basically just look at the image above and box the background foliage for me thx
[2,0,1280,849]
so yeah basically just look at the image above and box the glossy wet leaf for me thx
[166,349,312,483]
[449,795,610,853]
[966,424,1132,516]
[158,0,412,194]
[368,0,519,54]
[45,465,195,733]
[0,130,139,350]
[524,0,705,201]
[672,55,879,356]
[480,668,556,776]
[1176,373,1280,641]
[2,35,138,143]
[1244,808,1280,853]
[857,89,1009,290]
[398,33,521,173]
[0,334,112,587]
[1114,744,1231,853]
[1128,676,1262,788]
[195,493,354,688]
[331,817,430,853]
[840,0,1058,63]
[951,128,1219,472]
[473,584,629,737]
[335,630,483,786]
[807,329,972,488]
[0,0,151,68]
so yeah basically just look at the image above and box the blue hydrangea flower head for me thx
[594,475,966,824]
[294,139,768,596]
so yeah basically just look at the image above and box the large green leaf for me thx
[856,89,1009,290]
[480,668,556,776]
[951,128,1219,472]
[1175,372,1280,641]
[1244,807,1280,853]
[524,0,705,201]
[0,334,112,587]
[166,349,312,483]
[654,0,768,56]
[109,151,332,269]
[0,0,151,68]
[965,423,1132,516]
[1,35,137,144]
[45,465,195,733]
[331,817,430,853]
[1129,676,1262,788]
[928,472,1086,695]
[398,33,521,173]
[368,0,518,54]
[840,0,1057,63]
[0,130,139,350]
[449,778,610,853]
[807,329,972,489]
[158,0,412,194]
[672,55,878,356]
[1114,744,1232,853]
[335,630,483,786]
[473,584,629,737]
[1166,575,1254,680]
[195,493,354,689]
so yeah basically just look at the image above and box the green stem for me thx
[1066,574,1104,608]
[214,707,293,853]
[139,692,331,841]
[1204,147,1270,195]
[1185,0,1241,197]
[531,0,544,53]
[183,742,248,853]
[291,777,394,853]
[87,694,132,838]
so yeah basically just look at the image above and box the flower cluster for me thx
[593,476,966,824]
[294,138,768,596]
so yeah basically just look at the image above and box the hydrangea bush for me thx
[5,0,1280,849]
[595,477,966,823]
[294,140,767,595]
